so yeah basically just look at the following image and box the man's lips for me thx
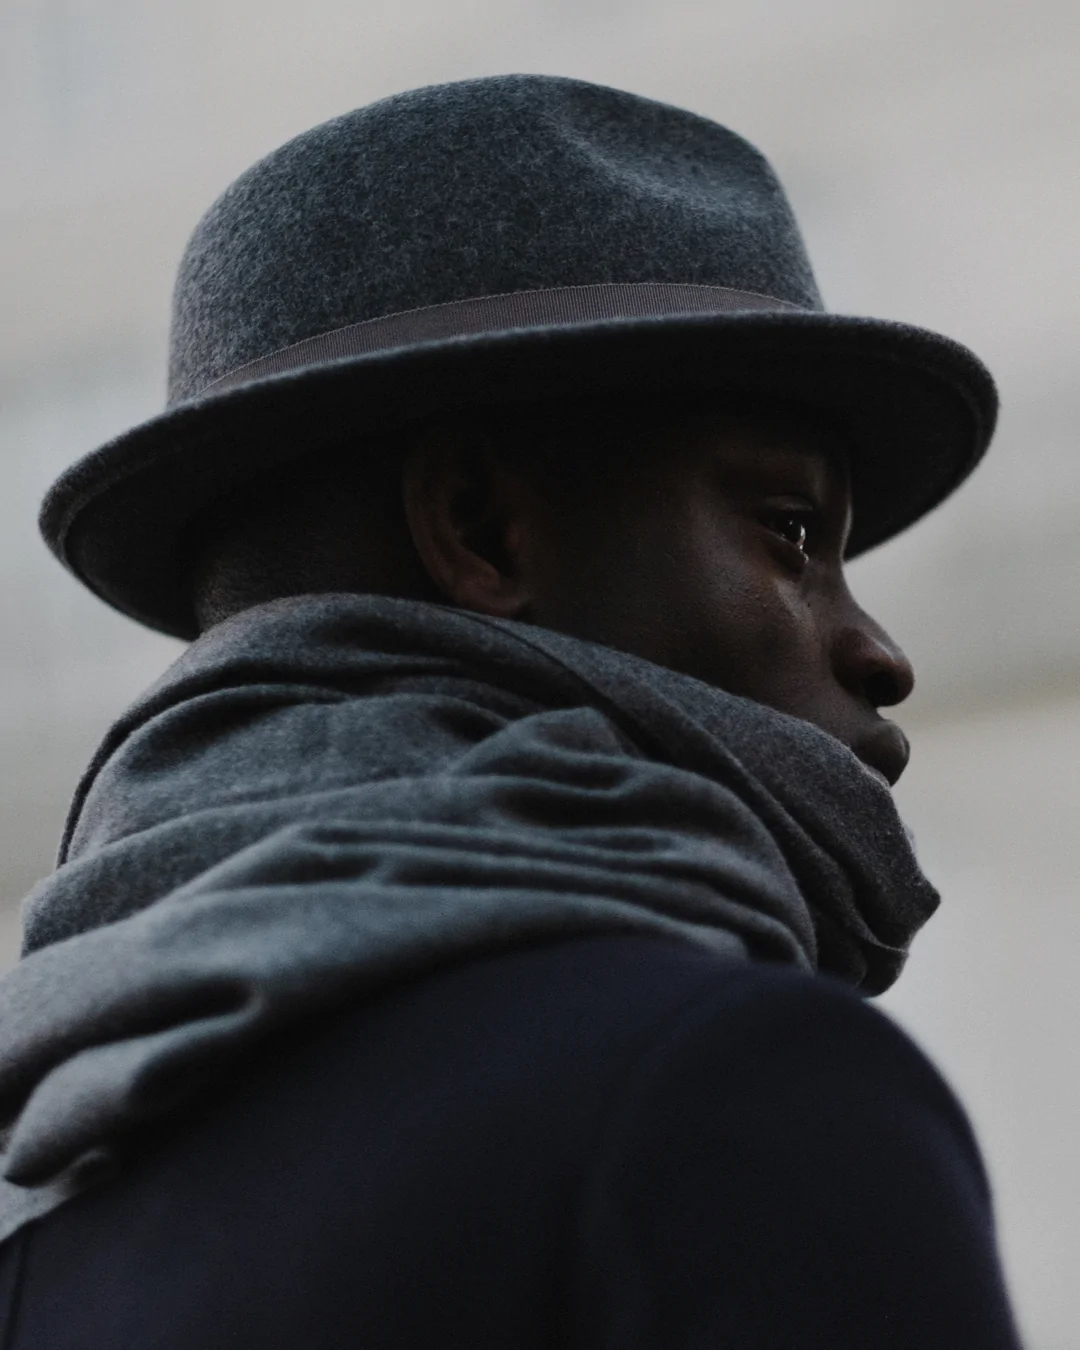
[854,721,910,787]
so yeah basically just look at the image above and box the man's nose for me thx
[831,614,915,709]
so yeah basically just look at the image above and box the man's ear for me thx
[402,430,537,617]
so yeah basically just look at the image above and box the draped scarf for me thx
[0,595,938,1241]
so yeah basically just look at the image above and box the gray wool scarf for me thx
[0,595,938,1242]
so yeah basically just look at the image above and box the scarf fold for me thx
[0,595,938,1241]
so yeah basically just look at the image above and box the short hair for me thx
[189,432,418,632]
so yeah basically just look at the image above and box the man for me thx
[0,75,1020,1345]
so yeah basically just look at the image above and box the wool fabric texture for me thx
[0,595,938,1241]
[39,74,997,639]
[168,81,821,404]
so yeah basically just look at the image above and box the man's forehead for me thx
[675,408,850,485]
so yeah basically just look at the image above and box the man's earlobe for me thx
[402,436,532,618]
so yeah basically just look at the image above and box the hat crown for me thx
[168,75,822,404]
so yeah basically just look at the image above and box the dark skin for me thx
[402,410,914,785]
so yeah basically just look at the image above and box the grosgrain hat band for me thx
[199,282,806,400]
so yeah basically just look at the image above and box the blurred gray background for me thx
[2,0,1078,1342]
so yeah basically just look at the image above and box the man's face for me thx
[518,411,914,785]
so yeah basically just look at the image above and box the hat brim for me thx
[40,309,997,639]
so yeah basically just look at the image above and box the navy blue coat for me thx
[0,935,1020,1347]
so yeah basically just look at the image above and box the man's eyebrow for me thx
[712,444,835,491]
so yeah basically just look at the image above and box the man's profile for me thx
[0,74,1020,1346]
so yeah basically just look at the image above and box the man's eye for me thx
[763,509,810,554]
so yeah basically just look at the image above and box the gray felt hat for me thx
[40,74,997,639]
